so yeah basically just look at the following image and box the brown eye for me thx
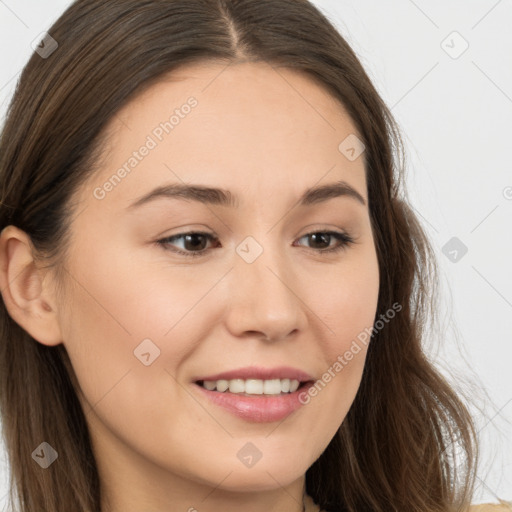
[157,230,354,258]
[294,231,354,253]
[157,231,219,257]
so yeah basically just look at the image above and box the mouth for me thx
[193,378,315,423]
[194,378,314,397]
[190,366,316,422]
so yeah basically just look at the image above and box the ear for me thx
[0,225,62,346]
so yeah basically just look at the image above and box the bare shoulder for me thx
[468,502,512,512]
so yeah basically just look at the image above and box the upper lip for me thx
[194,366,314,383]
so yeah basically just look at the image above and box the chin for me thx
[210,465,304,493]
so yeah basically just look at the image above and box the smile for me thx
[198,378,302,395]
[193,379,315,423]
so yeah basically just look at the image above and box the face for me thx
[52,61,379,508]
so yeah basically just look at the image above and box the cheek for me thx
[59,244,222,412]
[312,245,380,358]
[296,246,379,433]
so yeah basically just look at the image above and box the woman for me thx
[0,1,509,511]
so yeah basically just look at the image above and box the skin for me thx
[0,61,379,512]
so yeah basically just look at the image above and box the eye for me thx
[156,230,355,258]
[156,231,219,258]
[294,231,355,254]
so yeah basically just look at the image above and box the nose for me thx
[223,240,309,342]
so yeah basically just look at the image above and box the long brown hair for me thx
[0,0,478,510]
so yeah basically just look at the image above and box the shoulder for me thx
[469,502,512,512]
[304,494,512,512]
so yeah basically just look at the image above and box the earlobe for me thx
[0,225,62,346]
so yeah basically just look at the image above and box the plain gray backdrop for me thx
[0,0,511,506]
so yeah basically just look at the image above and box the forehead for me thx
[116,60,353,129]
[80,60,367,211]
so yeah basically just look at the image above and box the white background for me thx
[0,0,511,506]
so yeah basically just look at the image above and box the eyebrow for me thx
[126,179,366,210]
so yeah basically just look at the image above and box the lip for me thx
[192,365,314,382]
[193,381,315,423]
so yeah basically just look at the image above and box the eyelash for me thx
[156,230,355,258]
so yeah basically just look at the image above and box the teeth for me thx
[228,379,245,393]
[216,380,229,392]
[203,380,217,391]
[200,378,302,395]
[245,379,263,394]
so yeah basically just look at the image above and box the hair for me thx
[0,0,479,511]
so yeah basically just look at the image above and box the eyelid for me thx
[156,228,356,258]
[157,230,218,258]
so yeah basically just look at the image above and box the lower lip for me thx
[193,382,313,423]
